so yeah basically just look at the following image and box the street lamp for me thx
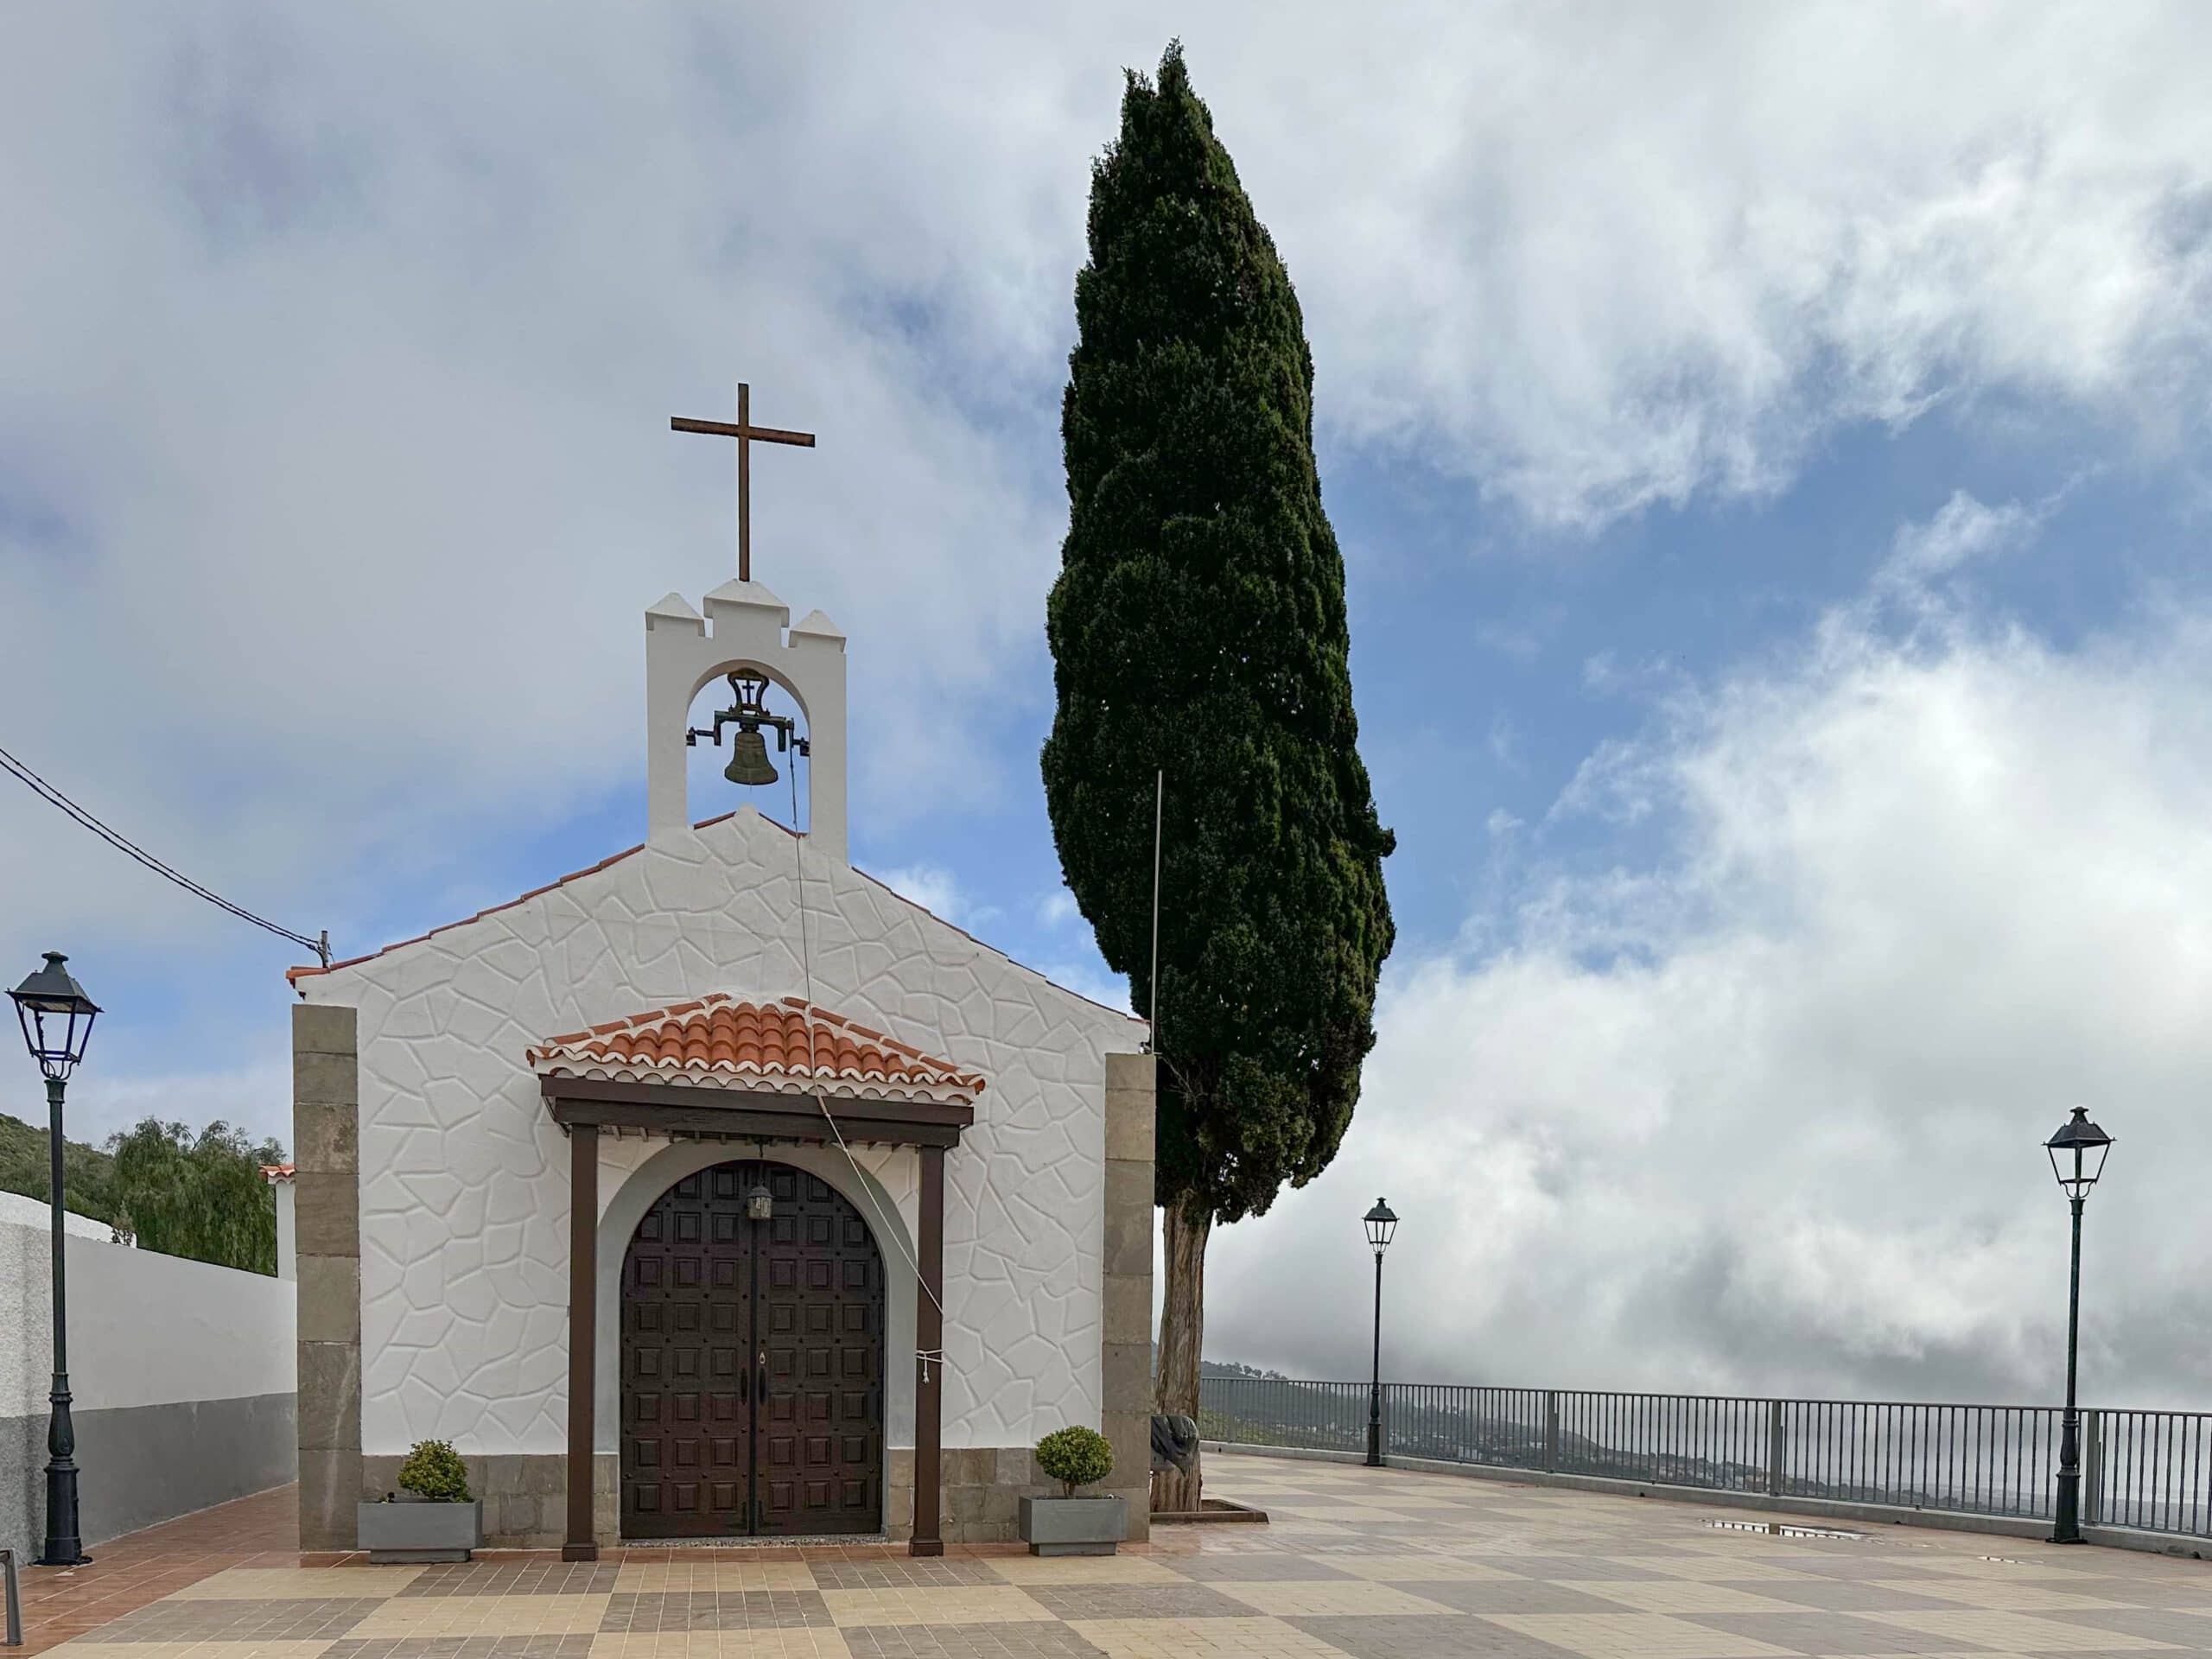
[1363,1198,1398,1467]
[2044,1104,2113,1546]
[10,952,100,1567]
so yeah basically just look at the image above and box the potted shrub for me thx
[357,1440,482,1562]
[1019,1425,1123,1556]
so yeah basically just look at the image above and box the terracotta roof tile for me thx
[526,994,986,1104]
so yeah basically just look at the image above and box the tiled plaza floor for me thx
[26,1452,2212,1657]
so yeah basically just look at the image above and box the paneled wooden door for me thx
[620,1159,886,1539]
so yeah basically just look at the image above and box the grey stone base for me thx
[3,1393,296,1559]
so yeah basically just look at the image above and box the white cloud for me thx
[1209,571,2212,1408]
[1884,490,2050,584]
[1035,889,1082,930]
[869,864,966,925]
[8,3,2210,980]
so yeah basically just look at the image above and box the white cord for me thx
[785,760,950,1366]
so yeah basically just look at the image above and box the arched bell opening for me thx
[618,1157,887,1541]
[681,662,813,832]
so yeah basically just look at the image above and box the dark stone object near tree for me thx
[1151,1413,1199,1475]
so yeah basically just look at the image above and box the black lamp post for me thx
[1363,1198,1397,1467]
[2044,1104,2113,1546]
[10,951,100,1567]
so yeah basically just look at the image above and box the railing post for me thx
[2082,1408,2102,1528]
[1767,1399,1786,1498]
[1543,1390,1560,1472]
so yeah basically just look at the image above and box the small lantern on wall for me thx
[747,1183,774,1222]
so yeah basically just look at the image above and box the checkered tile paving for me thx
[39,1452,2212,1657]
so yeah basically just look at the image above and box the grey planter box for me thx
[358,1497,483,1562]
[1018,1494,1126,1556]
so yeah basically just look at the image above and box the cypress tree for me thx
[1042,42,1395,1487]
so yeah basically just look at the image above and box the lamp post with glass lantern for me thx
[1363,1198,1398,1467]
[2044,1105,2113,1546]
[10,952,101,1567]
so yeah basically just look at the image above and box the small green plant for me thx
[1034,1425,1114,1498]
[396,1439,471,1502]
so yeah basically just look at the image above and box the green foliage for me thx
[0,1111,122,1228]
[1035,1425,1115,1497]
[397,1439,472,1502]
[108,1118,284,1275]
[0,1110,283,1274]
[1042,41,1395,1228]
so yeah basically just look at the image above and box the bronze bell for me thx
[723,728,779,787]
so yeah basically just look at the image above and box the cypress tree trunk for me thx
[1153,1201,1211,1510]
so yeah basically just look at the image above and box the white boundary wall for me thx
[1,1205,296,1554]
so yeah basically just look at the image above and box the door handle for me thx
[756,1350,768,1405]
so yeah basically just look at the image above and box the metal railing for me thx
[1198,1375,2212,1541]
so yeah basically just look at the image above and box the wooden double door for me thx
[620,1160,886,1538]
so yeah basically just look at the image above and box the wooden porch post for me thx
[564,1123,599,1560]
[910,1144,945,1556]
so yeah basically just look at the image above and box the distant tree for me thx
[1042,42,1395,1498]
[108,1118,284,1274]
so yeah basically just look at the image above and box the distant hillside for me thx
[0,1111,122,1228]
[1201,1358,1290,1380]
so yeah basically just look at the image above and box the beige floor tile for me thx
[1598,1554,1816,1582]
[1327,1553,1523,1581]
[350,1592,613,1637]
[613,1563,818,1592]
[1206,1579,1459,1617]
[48,1646,342,1659]
[163,1567,426,1599]
[1478,1612,1797,1657]
[1562,1579,1804,1614]
[982,1554,1187,1585]
[591,1633,853,1659]
[818,1584,1046,1626]
[1865,1575,2127,1611]
[1859,1608,2183,1649]
[1068,1616,1353,1657]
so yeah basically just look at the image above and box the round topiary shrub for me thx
[1034,1425,1114,1497]
[397,1439,472,1502]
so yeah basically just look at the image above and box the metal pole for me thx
[38,1076,86,1566]
[2052,1193,2085,1544]
[1366,1249,1384,1467]
[2,1545,21,1646]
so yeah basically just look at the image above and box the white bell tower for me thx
[644,578,848,863]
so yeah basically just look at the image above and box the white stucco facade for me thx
[297,805,1143,1461]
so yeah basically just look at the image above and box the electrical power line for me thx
[0,742,330,966]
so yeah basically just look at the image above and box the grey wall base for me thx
[1203,1441,2212,1563]
[3,1393,296,1558]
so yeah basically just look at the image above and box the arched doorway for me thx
[620,1158,885,1538]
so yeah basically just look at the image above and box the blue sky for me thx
[8,4,2212,1406]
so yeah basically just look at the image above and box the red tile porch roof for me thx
[526,994,986,1106]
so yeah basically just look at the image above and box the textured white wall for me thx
[302,806,1143,1459]
[0,1218,295,1417]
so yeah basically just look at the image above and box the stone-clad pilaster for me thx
[1101,1051,1155,1541]
[293,1002,361,1551]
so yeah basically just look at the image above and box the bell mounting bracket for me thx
[685,670,810,758]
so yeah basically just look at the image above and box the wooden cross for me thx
[671,383,816,582]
